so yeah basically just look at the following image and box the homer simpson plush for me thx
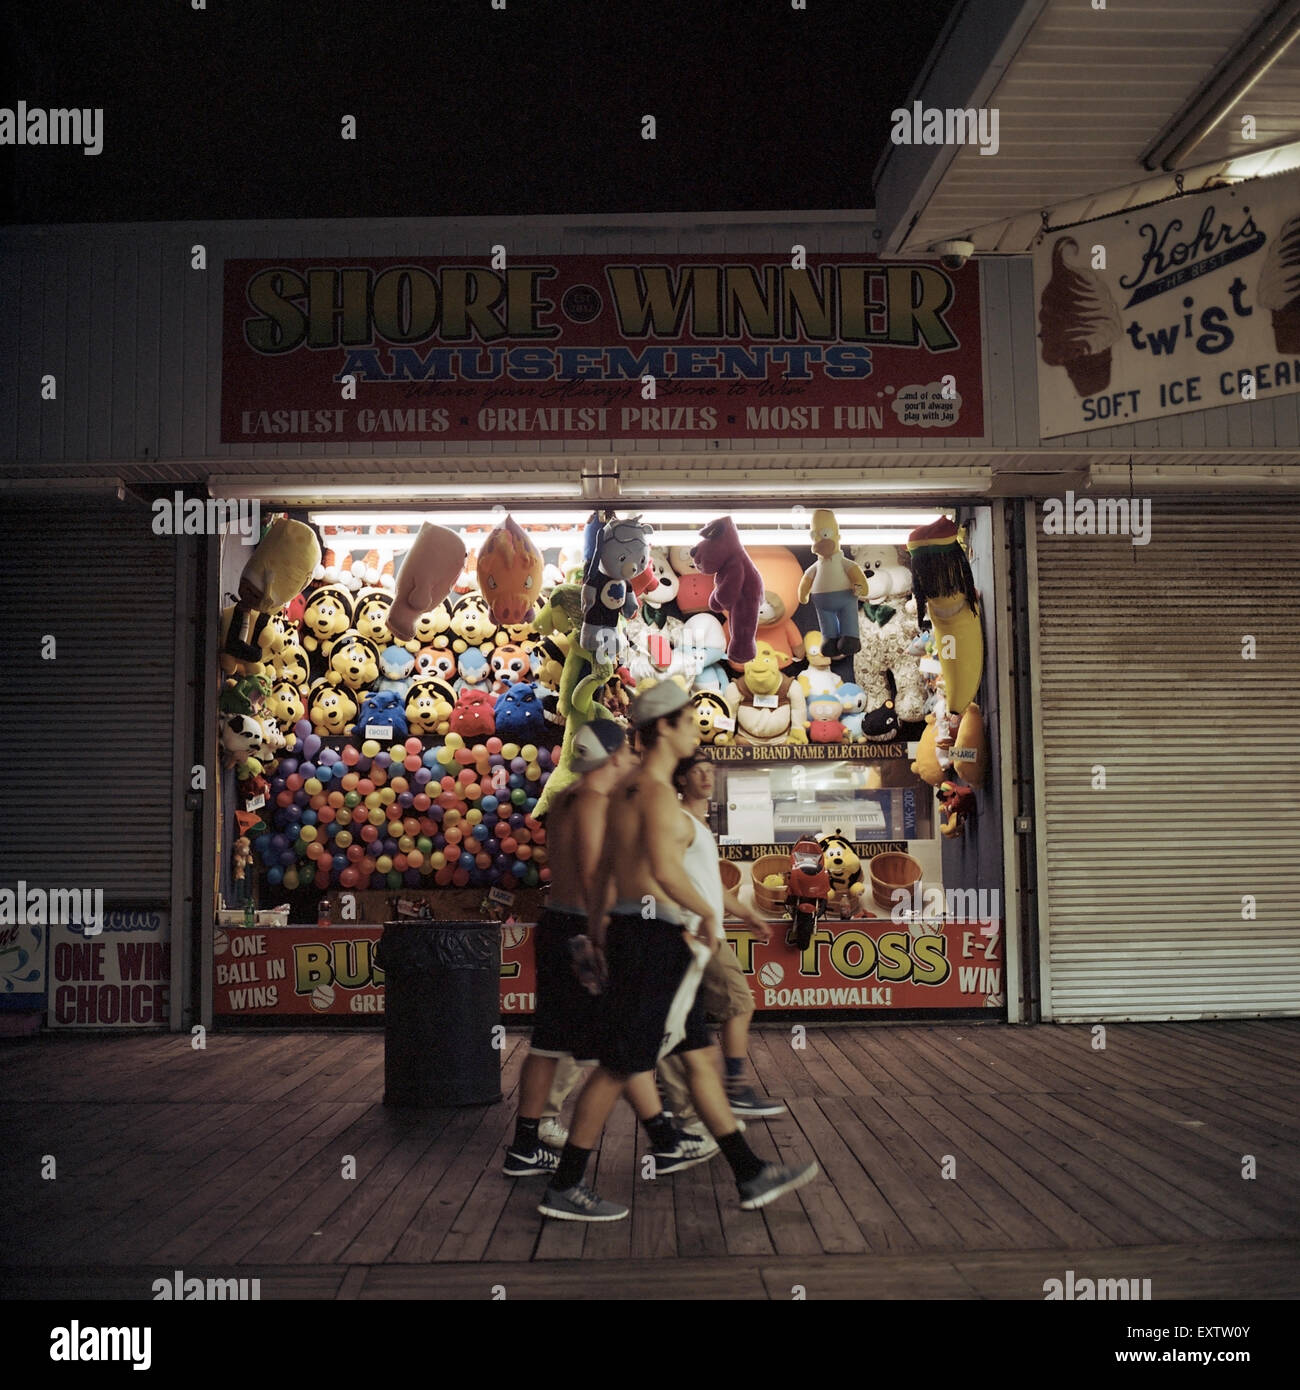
[797,509,868,659]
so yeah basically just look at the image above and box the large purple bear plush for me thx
[691,516,764,665]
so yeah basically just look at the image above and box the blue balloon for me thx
[253,834,271,853]
[382,838,398,857]
[284,805,302,823]
[278,849,296,868]
[494,853,510,871]
[271,777,287,794]
[267,866,284,886]
[511,860,528,879]
[508,774,524,790]
[509,813,524,829]
[333,852,349,873]
[459,848,475,866]
[279,759,299,776]
[472,824,489,842]
[485,838,500,856]
[422,749,439,768]
[480,795,499,815]
[525,798,538,812]
[301,809,317,826]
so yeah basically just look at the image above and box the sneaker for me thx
[728,1085,787,1118]
[538,1118,569,1148]
[502,1144,561,1178]
[538,1183,629,1221]
[738,1161,820,1211]
[646,1127,719,1176]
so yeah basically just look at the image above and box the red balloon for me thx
[500,837,518,854]
[418,816,437,836]
[452,868,470,887]
[276,790,293,808]
[475,853,492,870]
[531,827,546,845]
[403,817,421,837]
[347,844,365,862]
[413,793,431,813]
[538,866,551,883]
[341,745,360,766]
[351,806,369,825]
[286,773,303,791]
[486,737,503,754]
[371,766,388,786]
[393,853,409,872]
[340,868,358,888]
[317,806,336,824]
[404,755,421,772]
[441,776,457,793]
[390,776,410,795]
[458,769,475,785]
[405,736,422,755]
[435,867,454,886]
[455,748,475,766]
[309,793,327,811]
[361,824,379,843]
[357,778,375,795]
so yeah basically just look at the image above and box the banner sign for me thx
[221,255,984,443]
[48,907,170,1028]
[211,918,998,1017]
[1034,174,1300,438]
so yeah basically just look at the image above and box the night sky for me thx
[2,0,960,224]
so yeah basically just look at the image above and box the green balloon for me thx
[416,836,433,855]
[511,788,527,806]
[299,863,316,886]
[386,871,402,889]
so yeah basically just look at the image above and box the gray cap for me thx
[571,720,628,773]
[627,678,691,730]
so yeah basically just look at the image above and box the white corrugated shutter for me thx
[0,496,178,897]
[1034,496,1300,1021]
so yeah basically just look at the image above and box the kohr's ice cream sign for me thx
[1033,174,1300,439]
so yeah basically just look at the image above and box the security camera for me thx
[932,240,975,270]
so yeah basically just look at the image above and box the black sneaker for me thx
[738,1161,820,1211]
[646,1128,720,1176]
[728,1085,787,1118]
[538,1183,629,1221]
[502,1144,561,1178]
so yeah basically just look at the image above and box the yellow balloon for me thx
[304,777,323,795]
[379,787,396,805]
[375,855,393,874]
[390,744,406,761]
[525,763,541,781]
[334,830,353,848]
[365,792,382,810]
[368,807,386,826]
[283,867,300,889]
[398,835,415,853]
[465,808,483,826]
[444,808,460,825]
[299,824,318,843]
[444,731,464,750]
[361,739,380,758]
[501,742,520,760]
[431,851,446,870]
[435,747,454,766]
[521,744,538,762]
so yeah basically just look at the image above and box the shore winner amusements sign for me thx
[221,255,983,443]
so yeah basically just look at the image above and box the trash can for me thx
[376,920,503,1107]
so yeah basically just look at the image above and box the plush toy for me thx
[449,688,497,740]
[836,683,868,742]
[678,612,729,693]
[938,780,976,838]
[272,639,311,688]
[306,678,359,737]
[349,589,394,650]
[456,647,492,692]
[231,836,252,898]
[388,523,466,643]
[376,644,416,695]
[724,641,808,746]
[797,509,869,658]
[667,544,715,615]
[910,713,945,786]
[798,632,842,698]
[266,678,306,734]
[355,689,410,740]
[641,548,680,619]
[860,698,900,742]
[690,516,764,664]
[220,710,285,768]
[219,604,278,677]
[579,514,653,659]
[477,515,545,626]
[218,673,272,718]
[690,691,735,745]
[850,546,927,722]
[225,517,322,670]
[818,831,867,916]
[490,643,532,694]
[620,615,661,685]
[907,518,983,716]
[406,596,455,651]
[494,682,548,743]
[744,546,806,659]
[448,593,498,654]
[414,647,458,684]
[952,702,988,787]
[806,690,847,743]
[404,677,456,737]
[325,631,380,692]
[299,584,353,675]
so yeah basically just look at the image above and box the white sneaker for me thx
[538,1118,569,1149]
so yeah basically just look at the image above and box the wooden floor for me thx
[3,1020,1299,1300]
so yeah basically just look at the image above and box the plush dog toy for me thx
[388,523,466,643]
[798,509,869,659]
[691,516,764,665]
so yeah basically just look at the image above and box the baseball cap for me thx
[571,720,628,774]
[628,678,691,730]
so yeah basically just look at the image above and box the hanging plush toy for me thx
[579,513,653,659]
[667,545,714,615]
[224,517,322,671]
[477,515,545,626]
[691,516,764,664]
[641,549,680,621]
[907,518,983,716]
[388,523,466,643]
[744,547,806,660]
[724,641,808,746]
[219,605,278,677]
[937,780,976,838]
[851,545,927,722]
[797,509,869,658]
[679,612,730,693]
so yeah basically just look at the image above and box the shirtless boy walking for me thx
[538,680,818,1221]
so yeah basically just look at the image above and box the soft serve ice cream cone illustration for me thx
[1039,236,1123,396]
[1259,214,1300,353]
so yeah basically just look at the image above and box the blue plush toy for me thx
[493,682,548,743]
[376,644,416,696]
[355,689,409,739]
[455,647,492,693]
[836,682,868,742]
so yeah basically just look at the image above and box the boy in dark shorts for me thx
[502,721,634,1177]
[538,680,819,1222]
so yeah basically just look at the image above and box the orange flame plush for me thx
[476,516,544,626]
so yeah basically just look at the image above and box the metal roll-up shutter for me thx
[1034,496,1300,1021]
[1,495,178,897]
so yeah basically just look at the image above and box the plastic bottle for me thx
[317,896,333,929]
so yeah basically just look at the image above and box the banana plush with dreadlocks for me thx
[906,518,983,716]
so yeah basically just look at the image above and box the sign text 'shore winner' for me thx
[221,255,984,442]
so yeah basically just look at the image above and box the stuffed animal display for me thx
[477,515,545,626]
[691,516,764,664]
[724,641,808,746]
[797,509,868,659]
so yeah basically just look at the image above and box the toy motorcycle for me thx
[785,838,830,950]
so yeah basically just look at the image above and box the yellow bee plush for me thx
[307,678,358,736]
[324,631,380,692]
[266,679,306,735]
[352,588,395,649]
[299,584,353,677]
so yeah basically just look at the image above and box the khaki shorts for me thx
[696,939,755,1023]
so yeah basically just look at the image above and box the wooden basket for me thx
[868,851,923,910]
[750,854,790,913]
[718,860,741,893]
